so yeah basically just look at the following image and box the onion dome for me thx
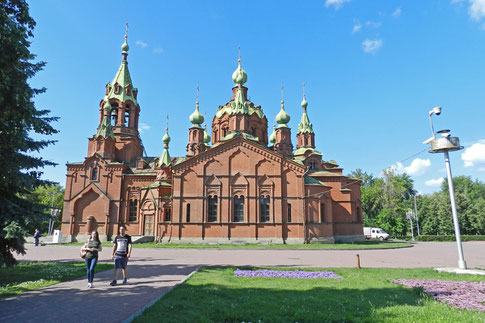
[301,96,308,108]
[297,95,314,134]
[269,124,276,144]
[232,58,247,85]
[203,124,211,144]
[276,100,290,127]
[121,41,129,53]
[162,128,171,143]
[189,101,204,126]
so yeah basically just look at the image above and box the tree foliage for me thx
[351,167,485,238]
[0,0,58,267]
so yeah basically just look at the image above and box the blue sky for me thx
[28,0,485,194]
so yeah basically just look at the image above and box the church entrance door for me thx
[144,214,154,236]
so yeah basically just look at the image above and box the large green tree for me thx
[0,0,58,266]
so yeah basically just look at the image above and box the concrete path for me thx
[1,242,484,322]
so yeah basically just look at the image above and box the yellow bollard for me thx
[356,254,361,269]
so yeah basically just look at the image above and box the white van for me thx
[363,227,390,240]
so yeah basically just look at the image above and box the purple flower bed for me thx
[392,279,485,312]
[234,269,343,279]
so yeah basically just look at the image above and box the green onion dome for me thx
[121,41,129,53]
[162,128,171,143]
[275,101,290,125]
[301,96,308,108]
[232,59,247,85]
[269,124,276,144]
[189,101,204,125]
[203,124,211,144]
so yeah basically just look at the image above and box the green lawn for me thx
[0,261,113,297]
[135,267,485,323]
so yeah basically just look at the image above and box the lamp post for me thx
[406,209,415,241]
[413,194,420,236]
[424,107,467,269]
[48,192,55,236]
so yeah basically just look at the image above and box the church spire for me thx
[275,85,290,128]
[95,100,115,140]
[158,116,172,167]
[189,85,204,127]
[296,83,315,149]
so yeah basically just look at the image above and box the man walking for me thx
[110,226,132,286]
[33,229,40,246]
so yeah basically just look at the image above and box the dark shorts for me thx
[114,255,128,269]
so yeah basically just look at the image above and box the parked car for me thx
[363,227,390,241]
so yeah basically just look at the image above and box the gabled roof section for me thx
[304,175,330,187]
[105,60,138,104]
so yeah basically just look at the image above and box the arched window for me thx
[287,203,292,223]
[110,107,118,126]
[124,109,130,127]
[251,127,256,136]
[309,162,316,170]
[233,196,244,222]
[223,127,228,137]
[129,200,138,222]
[91,168,98,181]
[320,203,325,223]
[186,203,191,222]
[208,196,217,222]
[259,195,270,222]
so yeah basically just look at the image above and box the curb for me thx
[123,266,201,323]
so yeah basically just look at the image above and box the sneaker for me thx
[88,283,92,288]
[110,280,117,286]
[122,278,127,285]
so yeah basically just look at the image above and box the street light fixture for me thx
[424,107,466,269]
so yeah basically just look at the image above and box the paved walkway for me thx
[1,242,484,322]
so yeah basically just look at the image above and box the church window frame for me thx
[320,202,325,223]
[164,208,171,222]
[186,203,191,223]
[207,195,218,222]
[259,195,270,223]
[129,199,138,222]
[287,203,292,223]
[233,195,244,222]
[91,167,98,181]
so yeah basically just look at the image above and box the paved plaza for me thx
[1,242,484,322]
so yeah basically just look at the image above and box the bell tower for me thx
[95,23,143,163]
[296,84,315,149]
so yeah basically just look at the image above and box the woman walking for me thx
[82,231,102,288]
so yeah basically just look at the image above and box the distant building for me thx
[61,33,364,244]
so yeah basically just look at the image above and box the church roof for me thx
[293,147,323,156]
[297,94,314,134]
[94,100,115,140]
[304,175,330,187]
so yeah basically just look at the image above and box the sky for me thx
[27,0,485,194]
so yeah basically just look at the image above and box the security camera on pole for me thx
[423,107,467,269]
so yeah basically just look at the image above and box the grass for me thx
[0,261,113,298]
[135,267,485,322]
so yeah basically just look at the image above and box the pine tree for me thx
[0,0,58,266]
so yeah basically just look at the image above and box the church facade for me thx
[61,33,364,244]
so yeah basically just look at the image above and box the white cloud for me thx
[153,47,164,54]
[366,21,382,28]
[135,40,148,48]
[404,158,432,176]
[392,8,402,17]
[362,39,383,54]
[425,178,445,187]
[461,139,485,170]
[469,0,485,21]
[325,0,350,10]
[138,123,151,133]
[352,23,362,33]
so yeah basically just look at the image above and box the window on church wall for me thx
[124,107,130,127]
[259,195,270,222]
[233,196,244,222]
[129,200,138,222]
[164,209,171,222]
[223,127,228,137]
[91,168,98,181]
[251,127,256,136]
[114,83,120,94]
[309,161,316,170]
[186,203,191,222]
[287,203,292,223]
[320,203,325,223]
[208,195,218,222]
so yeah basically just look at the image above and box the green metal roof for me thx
[220,131,259,142]
[297,107,314,134]
[94,101,115,140]
[304,175,329,187]
[105,59,138,105]
[293,147,322,156]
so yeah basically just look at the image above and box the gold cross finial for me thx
[125,23,128,42]
[303,82,306,99]
[166,114,169,131]
[196,85,200,103]
[238,46,241,64]
[281,85,284,102]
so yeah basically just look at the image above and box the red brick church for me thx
[61,32,364,244]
